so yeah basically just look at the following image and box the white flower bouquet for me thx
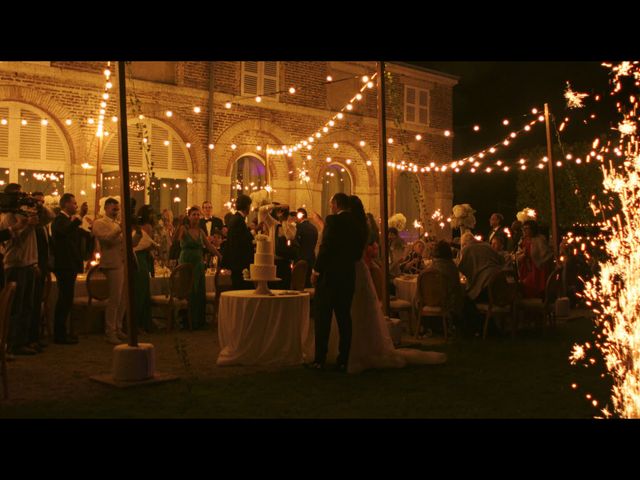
[250,189,271,210]
[388,213,407,231]
[516,208,537,223]
[450,204,476,230]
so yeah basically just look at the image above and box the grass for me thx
[1,315,609,418]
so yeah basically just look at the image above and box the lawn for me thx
[0,315,609,418]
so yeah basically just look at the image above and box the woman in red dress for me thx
[517,220,554,298]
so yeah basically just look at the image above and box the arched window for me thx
[395,171,421,231]
[321,163,352,218]
[0,101,70,195]
[101,118,191,217]
[230,155,266,199]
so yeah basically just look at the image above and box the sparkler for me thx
[571,61,640,418]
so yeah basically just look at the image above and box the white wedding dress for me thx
[308,259,447,374]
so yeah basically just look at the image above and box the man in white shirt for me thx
[91,198,131,344]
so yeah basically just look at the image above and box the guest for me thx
[399,239,426,274]
[156,208,175,265]
[0,184,54,355]
[517,220,554,299]
[211,228,225,264]
[133,205,158,333]
[488,213,507,247]
[225,195,255,290]
[177,206,222,329]
[490,233,514,269]
[259,204,297,290]
[428,240,465,322]
[388,227,406,276]
[508,220,523,253]
[295,208,318,288]
[200,201,224,240]
[51,193,91,345]
[92,198,137,344]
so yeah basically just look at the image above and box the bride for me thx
[315,195,447,374]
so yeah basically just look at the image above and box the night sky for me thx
[414,61,613,235]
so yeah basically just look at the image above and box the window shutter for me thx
[171,135,188,171]
[243,61,259,96]
[405,87,416,123]
[45,123,66,163]
[263,61,278,97]
[151,124,169,170]
[418,90,429,125]
[0,107,8,158]
[127,127,144,169]
[102,133,119,166]
[19,109,41,160]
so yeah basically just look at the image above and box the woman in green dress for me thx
[133,205,158,333]
[177,206,221,329]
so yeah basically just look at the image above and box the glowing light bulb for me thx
[416,134,422,141]
[87,118,94,125]
[473,125,480,131]
[41,119,48,126]
[225,102,232,109]
[362,76,369,83]
[111,116,118,122]
[346,104,353,111]
[186,143,191,148]
[255,96,262,103]
[337,113,344,119]
[360,140,366,147]
[366,160,372,166]
[532,108,538,114]
[166,111,173,117]
[444,130,451,137]
[194,106,201,113]
[388,138,394,144]
[346,159,352,164]
[163,140,170,146]
[208,144,214,150]
[102,93,109,100]
[289,87,296,94]
[503,119,509,126]
[65,119,72,125]
[333,143,339,149]
[367,81,374,88]
[326,76,333,82]
[256,145,262,151]
[323,127,329,133]
[138,114,144,120]
[355,93,363,100]
[538,115,545,122]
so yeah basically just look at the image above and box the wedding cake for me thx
[250,234,277,280]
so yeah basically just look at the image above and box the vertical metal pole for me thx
[206,61,215,202]
[544,103,560,260]
[116,61,138,347]
[94,135,103,217]
[377,62,390,317]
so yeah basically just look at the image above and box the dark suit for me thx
[295,220,318,288]
[51,212,89,341]
[199,216,223,237]
[0,228,12,289]
[313,210,363,366]
[225,212,254,290]
[30,225,51,344]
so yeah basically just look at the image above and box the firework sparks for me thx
[565,82,589,109]
[574,61,640,418]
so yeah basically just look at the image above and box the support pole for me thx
[544,103,560,260]
[377,62,390,317]
[94,135,103,217]
[116,61,138,347]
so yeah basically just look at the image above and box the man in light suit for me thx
[92,198,140,344]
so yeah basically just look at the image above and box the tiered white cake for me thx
[250,234,277,281]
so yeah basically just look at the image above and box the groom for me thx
[308,193,361,371]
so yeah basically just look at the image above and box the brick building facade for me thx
[0,61,456,238]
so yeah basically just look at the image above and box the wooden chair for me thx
[0,282,17,400]
[369,262,414,333]
[415,270,450,340]
[517,267,564,332]
[477,270,519,339]
[151,263,194,331]
[72,265,110,335]
[39,271,53,339]
[206,268,232,330]
[290,260,308,291]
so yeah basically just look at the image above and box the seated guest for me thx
[517,220,554,299]
[508,220,523,253]
[490,233,513,267]
[399,239,426,274]
[388,227,406,276]
[458,232,504,303]
[428,240,465,321]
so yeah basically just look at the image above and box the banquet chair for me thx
[516,267,564,333]
[72,265,109,335]
[206,268,232,330]
[0,282,17,400]
[290,260,308,291]
[151,263,194,331]
[476,270,519,339]
[416,270,450,340]
[39,271,53,339]
[369,262,414,334]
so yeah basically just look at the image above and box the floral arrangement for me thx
[388,213,407,231]
[242,268,250,280]
[250,189,271,210]
[450,204,476,230]
[43,194,60,209]
[516,208,537,223]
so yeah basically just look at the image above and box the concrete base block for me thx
[112,343,156,382]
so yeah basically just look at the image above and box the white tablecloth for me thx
[217,289,310,366]
[393,275,418,302]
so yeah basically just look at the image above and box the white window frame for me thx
[0,101,70,190]
[404,85,430,126]
[241,61,280,100]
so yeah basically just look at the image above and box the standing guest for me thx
[211,228,225,266]
[51,193,91,345]
[92,198,137,344]
[176,206,221,329]
[0,184,54,355]
[517,220,554,299]
[133,205,158,333]
[29,192,55,350]
[488,213,507,247]
[156,209,175,265]
[295,208,319,288]
[226,194,255,290]
[199,201,224,240]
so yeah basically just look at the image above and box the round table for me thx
[217,290,310,366]
[393,275,418,302]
